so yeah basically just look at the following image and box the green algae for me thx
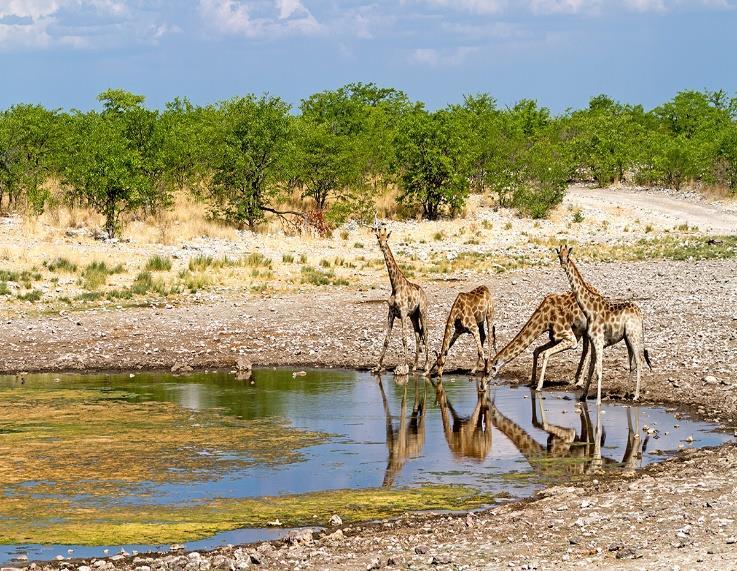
[0,386,326,498]
[0,383,333,544]
[0,485,495,545]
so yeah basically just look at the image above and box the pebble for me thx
[329,514,343,526]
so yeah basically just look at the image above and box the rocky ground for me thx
[2,186,737,570]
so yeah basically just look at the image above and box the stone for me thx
[394,364,410,376]
[79,567,92,571]
[171,361,193,374]
[414,546,428,555]
[329,514,343,527]
[615,548,640,560]
[431,554,452,565]
[236,356,252,372]
[326,529,344,541]
[287,528,314,545]
[366,558,381,570]
[703,375,719,385]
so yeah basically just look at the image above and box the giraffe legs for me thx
[374,311,396,373]
[580,333,604,404]
[537,334,578,392]
[470,326,485,375]
[574,335,590,387]
[625,325,645,401]
[437,329,461,378]
[421,297,430,373]
[399,316,410,369]
[412,325,421,372]
[531,340,557,387]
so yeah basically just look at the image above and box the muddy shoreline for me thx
[3,258,737,569]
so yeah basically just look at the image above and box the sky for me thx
[0,0,735,112]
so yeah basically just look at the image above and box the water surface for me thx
[0,368,730,563]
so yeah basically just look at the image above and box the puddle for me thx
[0,368,731,563]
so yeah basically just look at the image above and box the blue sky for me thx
[0,0,735,112]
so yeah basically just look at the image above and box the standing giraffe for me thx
[428,286,497,378]
[556,245,652,404]
[486,291,596,391]
[373,223,430,373]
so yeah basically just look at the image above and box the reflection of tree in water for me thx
[378,376,427,487]
[434,381,493,461]
[491,389,647,477]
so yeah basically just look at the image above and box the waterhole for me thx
[0,368,731,563]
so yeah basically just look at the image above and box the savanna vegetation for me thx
[1,85,736,237]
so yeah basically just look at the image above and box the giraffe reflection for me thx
[435,381,493,461]
[491,389,646,476]
[378,376,427,487]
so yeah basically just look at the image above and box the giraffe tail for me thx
[644,349,653,370]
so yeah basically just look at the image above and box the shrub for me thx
[243,253,272,268]
[18,289,42,302]
[47,258,78,273]
[144,255,173,272]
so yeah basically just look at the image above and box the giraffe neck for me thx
[380,242,407,293]
[491,408,545,458]
[564,258,600,320]
[493,308,547,366]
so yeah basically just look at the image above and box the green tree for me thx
[64,111,154,238]
[394,106,469,220]
[208,95,292,230]
[0,104,65,212]
[160,97,213,193]
[63,90,161,237]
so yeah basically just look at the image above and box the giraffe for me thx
[490,389,644,477]
[378,376,426,487]
[556,245,652,404]
[486,291,595,391]
[434,381,492,461]
[373,223,430,374]
[428,285,497,379]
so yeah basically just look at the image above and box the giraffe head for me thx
[429,350,446,377]
[556,244,573,267]
[373,219,392,248]
[487,354,504,378]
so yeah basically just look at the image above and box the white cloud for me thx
[409,0,731,15]
[198,0,320,38]
[409,46,479,67]
[408,0,507,14]
[625,0,732,11]
[529,0,600,14]
[0,0,176,49]
[625,0,666,11]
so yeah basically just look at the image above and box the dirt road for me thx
[566,185,737,234]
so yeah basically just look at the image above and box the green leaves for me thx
[394,107,470,220]
[63,106,156,237]
[2,85,737,232]
[208,95,292,229]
